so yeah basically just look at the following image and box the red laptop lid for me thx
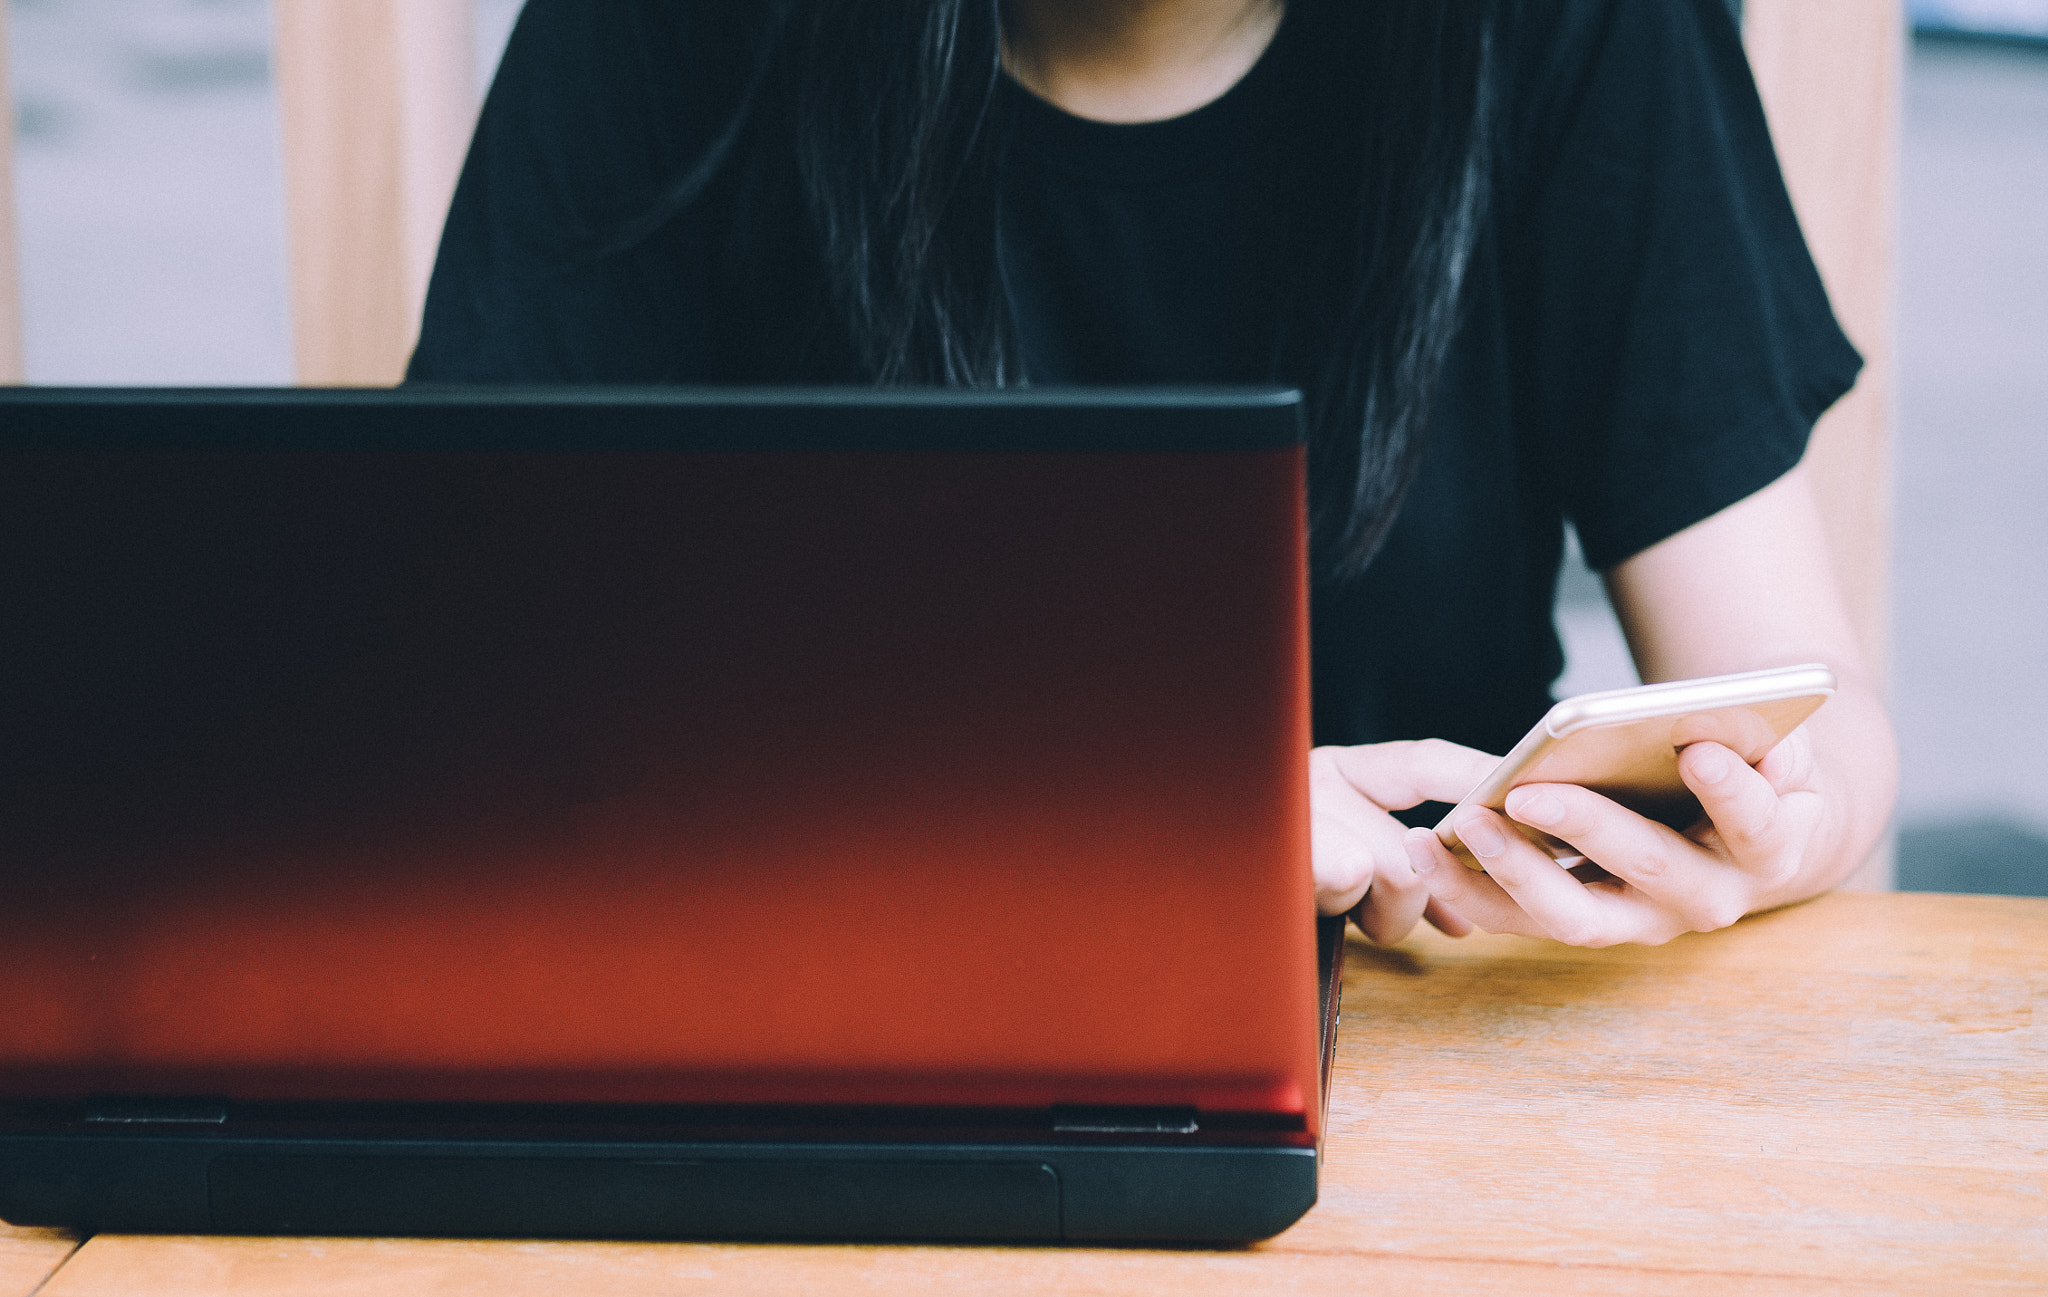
[0,390,1319,1134]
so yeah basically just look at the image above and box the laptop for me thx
[0,387,1344,1243]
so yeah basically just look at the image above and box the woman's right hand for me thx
[1309,739,1497,943]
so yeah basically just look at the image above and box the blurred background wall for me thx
[3,0,2044,894]
[3,0,522,383]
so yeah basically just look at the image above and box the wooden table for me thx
[7,892,2045,1295]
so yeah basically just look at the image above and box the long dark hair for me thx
[649,0,1501,577]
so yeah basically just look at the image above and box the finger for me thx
[1319,739,1501,814]
[1422,895,1473,938]
[1311,805,1374,913]
[1502,782,1744,933]
[1350,844,1433,945]
[1753,726,1817,797]
[1308,750,1380,912]
[1310,749,1428,918]
[1447,808,1666,947]
[1402,826,1550,940]
[1678,741,1799,869]
[1311,813,1385,914]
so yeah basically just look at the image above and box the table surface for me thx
[7,891,2045,1296]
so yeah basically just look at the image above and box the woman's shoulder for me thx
[411,0,778,382]
[1482,0,1862,573]
[1503,0,1744,77]
[460,0,775,243]
[1499,0,1755,165]
[502,0,770,66]
[486,0,769,139]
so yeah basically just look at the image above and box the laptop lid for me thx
[0,388,1317,1135]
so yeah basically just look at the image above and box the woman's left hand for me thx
[1310,739,1499,943]
[1402,727,1826,947]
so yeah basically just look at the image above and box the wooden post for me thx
[1744,1,1903,889]
[0,0,25,384]
[274,0,474,386]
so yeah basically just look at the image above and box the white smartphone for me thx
[1433,663,1835,870]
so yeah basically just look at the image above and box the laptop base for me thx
[0,921,1346,1243]
[0,1133,1318,1243]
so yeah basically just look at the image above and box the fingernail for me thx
[1509,790,1565,827]
[1458,813,1506,859]
[1693,748,1732,784]
[1404,828,1440,872]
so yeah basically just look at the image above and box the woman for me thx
[410,0,1897,947]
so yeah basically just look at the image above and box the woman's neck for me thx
[1002,0,1285,124]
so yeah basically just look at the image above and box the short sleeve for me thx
[1503,0,1863,571]
[407,0,756,384]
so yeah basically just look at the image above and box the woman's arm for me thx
[1401,463,1899,945]
[1606,461,1897,898]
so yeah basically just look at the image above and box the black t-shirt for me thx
[410,0,1861,757]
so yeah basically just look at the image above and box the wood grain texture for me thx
[1743,2,1903,891]
[1308,891,2048,1291]
[0,1223,79,1297]
[22,1233,1959,1297]
[38,893,2048,1296]
[273,0,473,386]
[0,0,25,384]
